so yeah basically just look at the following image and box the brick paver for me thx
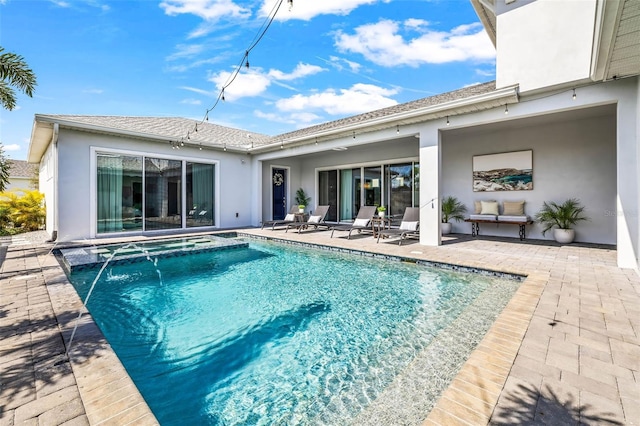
[1,229,638,425]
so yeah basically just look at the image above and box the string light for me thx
[353,131,356,139]
[396,125,399,134]
[572,89,576,100]
[172,0,298,150]
[315,137,318,145]
[446,116,450,126]
[223,143,227,152]
[504,104,509,115]
[280,141,284,149]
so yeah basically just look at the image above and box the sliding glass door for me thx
[97,154,143,233]
[186,162,215,227]
[96,152,216,234]
[145,158,182,230]
[319,161,419,222]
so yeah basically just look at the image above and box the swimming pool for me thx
[64,238,521,425]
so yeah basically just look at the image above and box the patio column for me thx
[419,132,441,246]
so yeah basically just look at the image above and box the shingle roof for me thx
[8,160,36,178]
[36,81,499,151]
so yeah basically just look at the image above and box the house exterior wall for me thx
[53,128,254,242]
[4,177,32,194]
[259,137,418,223]
[39,143,56,240]
[441,112,616,244]
[496,0,597,92]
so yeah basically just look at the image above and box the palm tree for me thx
[0,46,37,111]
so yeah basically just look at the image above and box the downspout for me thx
[51,123,59,241]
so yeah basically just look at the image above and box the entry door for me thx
[272,168,287,220]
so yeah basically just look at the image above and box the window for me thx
[186,162,215,227]
[96,152,216,234]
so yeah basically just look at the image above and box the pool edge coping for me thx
[43,232,543,426]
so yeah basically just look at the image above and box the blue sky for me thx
[0,0,495,161]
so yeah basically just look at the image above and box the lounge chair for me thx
[261,206,300,230]
[330,206,378,239]
[376,207,420,245]
[285,205,331,233]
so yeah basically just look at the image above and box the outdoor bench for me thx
[464,215,534,240]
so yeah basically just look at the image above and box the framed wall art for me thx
[473,150,533,192]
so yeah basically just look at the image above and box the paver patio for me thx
[1,229,638,425]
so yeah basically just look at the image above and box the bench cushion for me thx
[469,214,497,221]
[498,215,530,222]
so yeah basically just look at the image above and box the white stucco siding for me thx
[441,111,616,244]
[496,0,597,92]
[54,129,253,241]
[615,76,640,269]
[39,143,56,240]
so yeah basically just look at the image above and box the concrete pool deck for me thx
[1,229,638,425]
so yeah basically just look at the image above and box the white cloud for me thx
[166,44,204,61]
[160,0,250,22]
[259,0,385,21]
[335,19,495,67]
[4,144,20,151]
[275,83,398,115]
[326,56,362,73]
[268,63,325,81]
[82,88,103,94]
[49,0,71,7]
[209,69,272,100]
[180,86,216,97]
[475,68,495,77]
[254,110,322,126]
[180,98,202,105]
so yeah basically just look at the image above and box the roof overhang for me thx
[251,85,519,153]
[591,0,640,81]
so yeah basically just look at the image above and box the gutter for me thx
[251,85,520,153]
[52,123,59,241]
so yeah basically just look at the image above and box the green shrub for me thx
[0,190,45,232]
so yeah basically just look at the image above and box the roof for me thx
[29,81,517,162]
[8,160,36,178]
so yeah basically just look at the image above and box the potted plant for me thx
[295,188,311,213]
[441,196,467,235]
[377,205,386,218]
[534,198,588,243]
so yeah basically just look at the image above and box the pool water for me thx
[66,239,521,425]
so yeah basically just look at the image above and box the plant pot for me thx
[378,212,385,218]
[441,222,452,235]
[553,228,575,244]
[299,208,304,213]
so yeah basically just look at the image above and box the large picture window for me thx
[96,152,216,234]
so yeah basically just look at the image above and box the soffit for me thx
[605,0,640,80]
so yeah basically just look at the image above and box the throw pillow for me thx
[353,218,370,227]
[308,215,321,223]
[400,221,419,231]
[475,200,496,214]
[480,201,499,216]
[503,201,525,216]
[284,214,295,221]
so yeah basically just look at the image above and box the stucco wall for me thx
[55,129,253,241]
[441,112,617,244]
[496,0,597,92]
[39,143,55,240]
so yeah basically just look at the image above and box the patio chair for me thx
[330,206,378,239]
[376,207,420,245]
[261,205,299,230]
[285,205,331,233]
